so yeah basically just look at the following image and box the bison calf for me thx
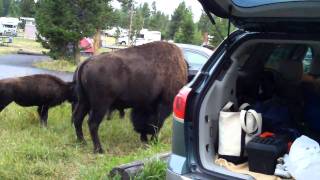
[0,74,75,126]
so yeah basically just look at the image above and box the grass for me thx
[98,47,112,54]
[34,60,77,72]
[0,37,47,55]
[33,48,113,73]
[0,103,172,179]
[135,160,167,180]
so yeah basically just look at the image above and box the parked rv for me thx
[0,17,19,36]
[134,29,161,46]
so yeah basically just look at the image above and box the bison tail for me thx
[66,81,77,103]
[71,60,90,124]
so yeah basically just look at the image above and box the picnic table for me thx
[0,36,13,46]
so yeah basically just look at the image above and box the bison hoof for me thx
[77,139,87,145]
[140,134,148,142]
[40,123,47,128]
[94,148,104,154]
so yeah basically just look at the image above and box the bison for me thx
[72,41,188,153]
[0,74,75,127]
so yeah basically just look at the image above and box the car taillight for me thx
[173,87,192,120]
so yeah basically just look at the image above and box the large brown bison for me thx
[72,41,188,153]
[0,74,75,126]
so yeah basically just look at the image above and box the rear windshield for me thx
[232,0,308,8]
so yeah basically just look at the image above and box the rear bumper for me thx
[166,169,191,180]
[167,169,231,180]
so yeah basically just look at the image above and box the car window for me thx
[265,44,296,70]
[303,48,313,73]
[183,50,208,65]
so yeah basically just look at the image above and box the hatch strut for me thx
[202,6,215,25]
[201,4,224,41]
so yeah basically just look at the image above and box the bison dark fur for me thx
[72,41,188,153]
[0,74,75,126]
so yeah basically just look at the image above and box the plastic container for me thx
[246,136,287,175]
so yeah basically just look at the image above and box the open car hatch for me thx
[198,0,320,32]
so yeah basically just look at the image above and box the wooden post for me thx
[74,41,81,64]
[128,3,134,46]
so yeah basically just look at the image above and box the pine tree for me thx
[168,2,187,40]
[174,11,195,44]
[20,0,36,17]
[3,0,10,16]
[0,0,4,16]
[132,8,143,36]
[2,0,21,17]
[193,28,203,45]
[198,12,212,34]
[151,1,156,15]
[36,0,113,63]
[141,2,150,27]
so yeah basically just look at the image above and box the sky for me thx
[111,0,204,22]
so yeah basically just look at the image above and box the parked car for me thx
[176,43,214,82]
[167,0,320,179]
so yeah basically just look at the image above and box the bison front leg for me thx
[88,108,107,153]
[37,106,49,127]
[131,108,150,142]
[151,103,172,142]
[140,133,148,142]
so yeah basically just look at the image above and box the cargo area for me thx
[197,38,320,178]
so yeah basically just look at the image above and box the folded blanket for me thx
[215,158,282,180]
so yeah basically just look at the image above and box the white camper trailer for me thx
[134,29,161,46]
[0,17,19,36]
[20,17,37,40]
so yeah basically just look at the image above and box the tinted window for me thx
[303,48,313,73]
[265,45,295,70]
[232,0,307,8]
[137,34,144,38]
[184,51,208,66]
